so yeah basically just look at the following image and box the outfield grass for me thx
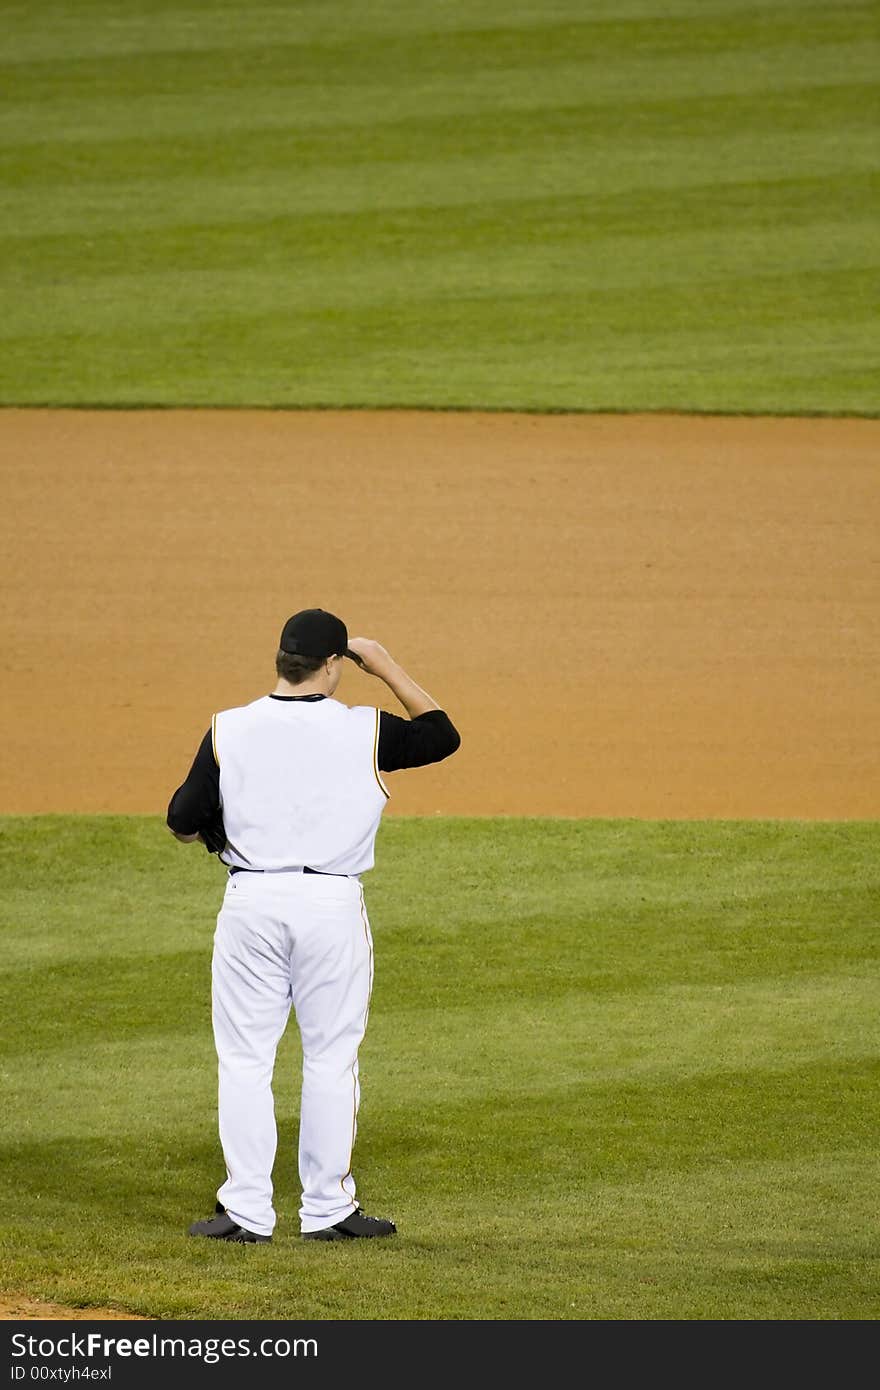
[1,0,877,412]
[0,815,877,1320]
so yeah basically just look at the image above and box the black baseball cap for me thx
[279,608,362,664]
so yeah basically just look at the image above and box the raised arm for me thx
[346,638,461,772]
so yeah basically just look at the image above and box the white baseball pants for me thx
[210,869,374,1236]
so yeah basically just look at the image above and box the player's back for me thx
[213,696,389,875]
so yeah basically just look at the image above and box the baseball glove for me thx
[199,805,227,855]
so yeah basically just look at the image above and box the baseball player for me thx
[166,608,460,1242]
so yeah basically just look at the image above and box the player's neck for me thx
[272,675,332,698]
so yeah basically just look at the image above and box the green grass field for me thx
[1,0,878,412]
[1,815,877,1321]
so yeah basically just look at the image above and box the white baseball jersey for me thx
[212,696,390,875]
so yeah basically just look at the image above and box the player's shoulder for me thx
[328,698,380,723]
[325,699,386,738]
[214,694,272,723]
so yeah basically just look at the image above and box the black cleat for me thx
[302,1207,397,1241]
[188,1211,271,1243]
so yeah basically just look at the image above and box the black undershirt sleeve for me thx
[377,709,461,772]
[166,729,220,835]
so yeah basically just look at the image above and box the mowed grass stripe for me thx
[3,1062,875,1201]
[2,38,874,157]
[7,987,875,1152]
[0,815,877,1318]
[3,172,875,274]
[6,214,877,310]
[0,0,877,410]
[4,81,878,182]
[0,269,873,410]
[9,963,874,1056]
[4,115,877,236]
[3,3,875,73]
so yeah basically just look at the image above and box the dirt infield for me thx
[0,1293,151,1321]
[1,408,878,820]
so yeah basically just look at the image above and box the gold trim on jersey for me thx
[211,712,220,767]
[373,707,390,799]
